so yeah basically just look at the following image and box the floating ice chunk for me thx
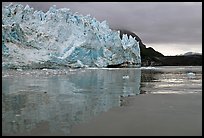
[17,68,23,71]
[187,72,196,79]
[122,75,129,79]
[141,67,157,70]
[2,75,9,77]
[42,68,48,71]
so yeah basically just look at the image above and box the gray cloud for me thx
[2,2,202,55]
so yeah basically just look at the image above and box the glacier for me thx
[2,3,141,69]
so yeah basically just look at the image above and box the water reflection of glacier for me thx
[2,69,141,135]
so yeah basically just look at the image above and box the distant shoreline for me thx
[141,55,202,67]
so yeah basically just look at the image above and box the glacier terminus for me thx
[2,4,141,69]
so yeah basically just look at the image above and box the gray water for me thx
[2,66,202,136]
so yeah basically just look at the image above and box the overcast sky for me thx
[3,2,202,55]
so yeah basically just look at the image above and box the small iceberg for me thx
[122,75,129,79]
[187,72,196,79]
[17,68,23,71]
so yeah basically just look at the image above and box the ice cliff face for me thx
[2,4,141,69]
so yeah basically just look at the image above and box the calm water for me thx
[2,66,202,135]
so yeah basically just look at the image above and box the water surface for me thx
[2,66,202,135]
